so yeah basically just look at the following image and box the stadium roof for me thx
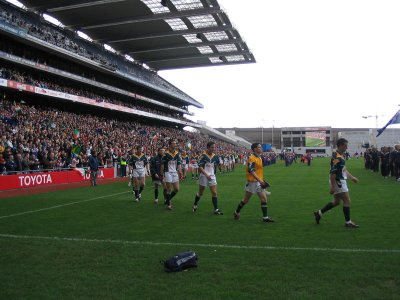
[18,0,256,70]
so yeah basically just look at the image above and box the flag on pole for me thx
[71,144,81,155]
[72,129,80,139]
[376,110,400,137]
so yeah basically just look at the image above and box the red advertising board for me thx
[7,80,35,92]
[0,168,114,191]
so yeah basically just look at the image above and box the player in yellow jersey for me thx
[233,143,274,223]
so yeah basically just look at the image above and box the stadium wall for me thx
[0,168,115,191]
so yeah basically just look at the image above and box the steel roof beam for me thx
[127,39,245,54]
[103,24,232,43]
[47,0,128,12]
[69,7,222,30]
[153,59,254,71]
[143,50,252,63]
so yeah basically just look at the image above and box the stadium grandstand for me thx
[0,0,256,178]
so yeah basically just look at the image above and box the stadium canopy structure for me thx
[18,0,256,70]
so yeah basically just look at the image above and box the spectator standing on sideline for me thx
[89,150,99,187]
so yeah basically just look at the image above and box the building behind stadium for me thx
[216,126,400,156]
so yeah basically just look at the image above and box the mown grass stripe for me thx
[1,233,399,254]
[0,191,130,219]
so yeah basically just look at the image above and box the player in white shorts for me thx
[160,140,182,210]
[190,152,199,179]
[129,145,148,202]
[192,142,223,215]
[180,150,189,180]
[314,138,360,228]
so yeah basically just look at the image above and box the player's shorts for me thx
[164,171,179,183]
[198,174,217,187]
[330,179,349,194]
[191,163,198,169]
[131,169,146,178]
[151,174,162,185]
[183,164,189,171]
[244,181,264,194]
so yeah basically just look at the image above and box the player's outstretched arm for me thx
[346,170,359,183]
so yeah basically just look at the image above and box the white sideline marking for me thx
[0,191,130,219]
[0,233,399,254]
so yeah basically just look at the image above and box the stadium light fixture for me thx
[261,118,265,145]
[42,13,65,28]
[271,120,275,147]
[362,114,381,129]
[5,0,26,10]
[77,31,93,42]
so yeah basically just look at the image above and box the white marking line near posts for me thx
[0,191,130,220]
[0,233,399,254]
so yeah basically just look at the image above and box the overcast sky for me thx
[160,0,400,129]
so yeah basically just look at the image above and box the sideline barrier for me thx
[0,168,114,191]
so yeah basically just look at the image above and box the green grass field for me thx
[0,158,399,299]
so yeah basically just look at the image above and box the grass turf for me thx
[0,158,399,299]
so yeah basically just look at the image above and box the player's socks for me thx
[139,185,144,194]
[170,191,177,200]
[343,206,351,222]
[261,202,268,217]
[134,189,139,199]
[165,193,171,206]
[321,202,334,214]
[154,188,158,199]
[236,200,246,213]
[163,189,168,203]
[212,196,218,210]
[194,193,201,205]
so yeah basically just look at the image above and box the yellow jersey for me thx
[246,154,263,182]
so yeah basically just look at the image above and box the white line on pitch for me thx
[0,191,130,220]
[0,233,399,254]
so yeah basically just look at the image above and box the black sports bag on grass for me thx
[163,251,198,272]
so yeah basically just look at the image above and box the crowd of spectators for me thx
[0,98,245,175]
[0,2,193,102]
[363,146,400,181]
[0,2,246,176]
[0,5,117,70]
[0,67,190,122]
[279,151,296,167]
[261,151,277,166]
[0,37,190,116]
